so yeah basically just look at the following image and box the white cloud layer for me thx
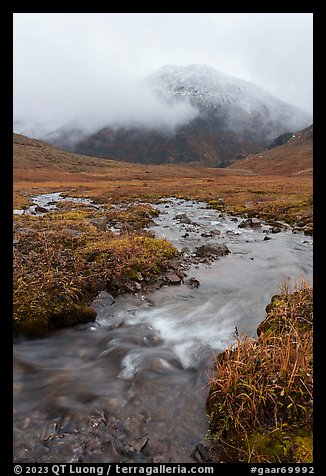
[13,13,313,131]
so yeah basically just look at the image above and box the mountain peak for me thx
[148,64,311,134]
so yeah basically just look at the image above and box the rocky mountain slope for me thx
[228,124,313,176]
[16,65,312,167]
[70,66,311,166]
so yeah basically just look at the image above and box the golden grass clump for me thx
[13,206,178,337]
[207,279,313,463]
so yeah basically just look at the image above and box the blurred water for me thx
[13,198,313,463]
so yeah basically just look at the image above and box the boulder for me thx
[35,206,48,213]
[91,291,115,312]
[238,218,261,229]
[122,437,148,455]
[164,273,182,285]
[195,244,230,258]
[186,277,200,288]
[174,213,193,224]
[201,230,220,238]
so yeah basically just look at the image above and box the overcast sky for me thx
[13,13,313,129]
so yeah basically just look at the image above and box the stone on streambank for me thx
[163,273,182,285]
[35,206,48,213]
[173,213,193,224]
[192,442,211,463]
[200,230,220,238]
[238,217,261,229]
[195,243,230,258]
[91,291,115,311]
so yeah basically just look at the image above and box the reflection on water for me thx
[13,198,313,463]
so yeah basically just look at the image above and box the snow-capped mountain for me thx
[148,64,311,136]
[20,65,312,167]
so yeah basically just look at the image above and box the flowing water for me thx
[13,197,313,463]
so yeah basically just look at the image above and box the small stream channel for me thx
[13,194,313,463]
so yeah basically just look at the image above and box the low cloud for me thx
[14,72,199,138]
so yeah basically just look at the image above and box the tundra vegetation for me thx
[13,205,178,336]
[13,135,313,463]
[207,280,313,463]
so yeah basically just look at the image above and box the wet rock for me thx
[181,246,191,254]
[35,206,48,213]
[164,273,182,285]
[47,201,58,205]
[271,227,281,234]
[174,213,193,224]
[134,282,142,291]
[145,331,163,345]
[122,436,148,455]
[263,236,272,241]
[182,232,189,238]
[200,230,220,238]
[192,443,210,463]
[91,291,115,311]
[238,218,261,229]
[230,217,238,222]
[195,244,230,258]
[217,197,225,206]
[186,277,200,288]
[303,226,313,236]
[226,230,239,236]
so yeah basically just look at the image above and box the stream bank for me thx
[13,194,313,463]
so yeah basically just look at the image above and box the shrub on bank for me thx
[13,207,177,337]
[207,280,313,463]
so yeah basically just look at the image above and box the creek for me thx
[13,196,313,463]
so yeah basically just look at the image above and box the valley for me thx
[13,125,313,463]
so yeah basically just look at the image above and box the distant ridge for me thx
[228,124,313,176]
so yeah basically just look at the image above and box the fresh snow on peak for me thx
[148,64,311,132]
